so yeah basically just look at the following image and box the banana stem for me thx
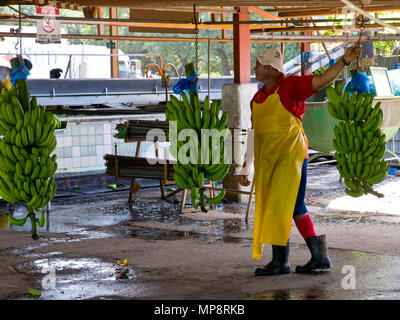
[365,186,384,198]
[199,188,208,212]
[10,56,30,112]
[28,211,38,240]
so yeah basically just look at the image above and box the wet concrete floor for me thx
[1,169,400,300]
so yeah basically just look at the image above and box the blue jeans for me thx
[293,159,308,217]
[361,42,374,58]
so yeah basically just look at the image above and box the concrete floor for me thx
[0,164,400,300]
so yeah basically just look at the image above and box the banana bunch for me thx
[0,85,58,238]
[326,82,388,198]
[166,92,230,211]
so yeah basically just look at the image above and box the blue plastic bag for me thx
[9,63,30,86]
[172,71,198,96]
[328,59,336,67]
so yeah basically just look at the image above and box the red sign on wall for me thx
[36,6,60,16]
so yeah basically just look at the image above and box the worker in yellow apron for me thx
[0,66,12,91]
[240,45,361,275]
[0,59,32,92]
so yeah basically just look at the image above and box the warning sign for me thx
[36,17,61,44]
[36,6,60,16]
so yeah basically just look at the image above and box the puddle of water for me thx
[314,215,360,223]
[252,287,330,300]
[124,227,251,244]
[2,194,251,245]
[17,257,143,300]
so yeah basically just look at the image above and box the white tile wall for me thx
[96,145,104,156]
[80,156,89,167]
[53,116,165,173]
[64,158,73,168]
[104,134,112,145]
[64,136,72,147]
[72,146,80,158]
[72,157,81,168]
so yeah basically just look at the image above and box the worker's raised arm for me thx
[311,45,362,92]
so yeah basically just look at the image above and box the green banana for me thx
[217,112,229,131]
[23,111,30,127]
[368,102,381,120]
[337,103,348,120]
[180,94,196,128]
[194,95,202,130]
[202,96,211,129]
[0,180,18,202]
[205,189,226,204]
[30,107,38,126]
[24,158,32,176]
[27,124,35,145]
[360,94,374,120]
[335,81,344,95]
[7,214,28,226]
[363,167,388,185]
[37,212,46,228]
[11,95,25,120]
[6,103,17,125]
[327,103,339,119]
[37,126,55,147]
[326,85,339,105]
[345,188,364,197]
[21,127,29,146]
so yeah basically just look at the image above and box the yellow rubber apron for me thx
[252,85,308,260]
[1,71,12,90]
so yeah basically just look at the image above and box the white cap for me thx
[256,47,284,73]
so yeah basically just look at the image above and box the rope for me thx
[193,4,199,73]
[356,4,366,72]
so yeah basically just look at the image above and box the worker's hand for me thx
[239,175,251,187]
[344,45,362,63]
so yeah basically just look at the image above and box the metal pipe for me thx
[4,30,399,43]
[0,53,148,57]
[0,32,272,43]
[32,89,223,98]
[208,39,211,99]
[203,18,400,25]
[308,159,337,166]
[251,34,400,42]
[3,14,196,25]
[4,14,400,26]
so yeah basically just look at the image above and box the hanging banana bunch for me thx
[326,82,388,198]
[0,57,61,239]
[166,91,230,211]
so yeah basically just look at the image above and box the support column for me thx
[233,7,251,84]
[301,21,311,76]
[109,8,119,78]
[222,7,256,203]
[97,7,104,36]
[301,42,312,76]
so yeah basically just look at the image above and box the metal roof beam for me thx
[6,1,399,9]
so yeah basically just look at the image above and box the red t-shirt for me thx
[250,74,318,158]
